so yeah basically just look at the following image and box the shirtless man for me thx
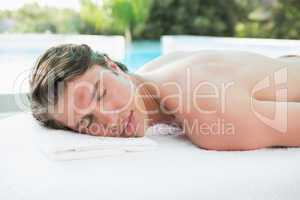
[29,44,300,150]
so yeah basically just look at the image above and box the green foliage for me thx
[77,0,152,37]
[233,0,300,39]
[0,0,299,39]
[0,10,11,19]
[271,0,300,39]
[78,0,107,34]
[107,0,152,40]
[143,0,300,39]
[111,0,135,29]
[142,0,240,38]
[10,2,80,33]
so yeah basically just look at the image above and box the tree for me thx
[11,2,80,33]
[234,0,300,39]
[107,0,152,44]
[271,0,300,39]
[142,0,240,38]
[1,0,299,39]
[79,0,106,34]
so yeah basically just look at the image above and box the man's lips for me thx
[121,110,134,136]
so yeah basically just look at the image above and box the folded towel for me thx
[32,121,157,161]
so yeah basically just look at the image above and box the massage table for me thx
[0,113,299,200]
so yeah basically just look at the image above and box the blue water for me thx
[123,40,161,71]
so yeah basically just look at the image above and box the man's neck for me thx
[130,73,175,126]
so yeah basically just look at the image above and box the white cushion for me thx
[0,113,299,200]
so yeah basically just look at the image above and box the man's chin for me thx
[135,131,145,137]
[136,121,149,137]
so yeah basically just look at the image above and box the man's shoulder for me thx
[135,51,190,74]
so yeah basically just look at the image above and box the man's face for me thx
[52,64,149,137]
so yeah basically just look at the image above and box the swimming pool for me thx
[123,40,161,71]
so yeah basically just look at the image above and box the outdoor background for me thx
[1,0,299,40]
[1,0,299,69]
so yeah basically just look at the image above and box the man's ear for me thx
[110,62,119,70]
[105,57,119,71]
[104,60,120,76]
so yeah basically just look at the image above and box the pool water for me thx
[123,40,161,71]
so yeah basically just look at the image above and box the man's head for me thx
[29,44,148,137]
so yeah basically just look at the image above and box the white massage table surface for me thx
[1,113,300,200]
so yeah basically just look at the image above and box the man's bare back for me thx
[137,51,300,150]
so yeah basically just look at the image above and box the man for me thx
[29,44,300,150]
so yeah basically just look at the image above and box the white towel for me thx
[32,121,157,161]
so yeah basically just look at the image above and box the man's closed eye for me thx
[96,88,107,101]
